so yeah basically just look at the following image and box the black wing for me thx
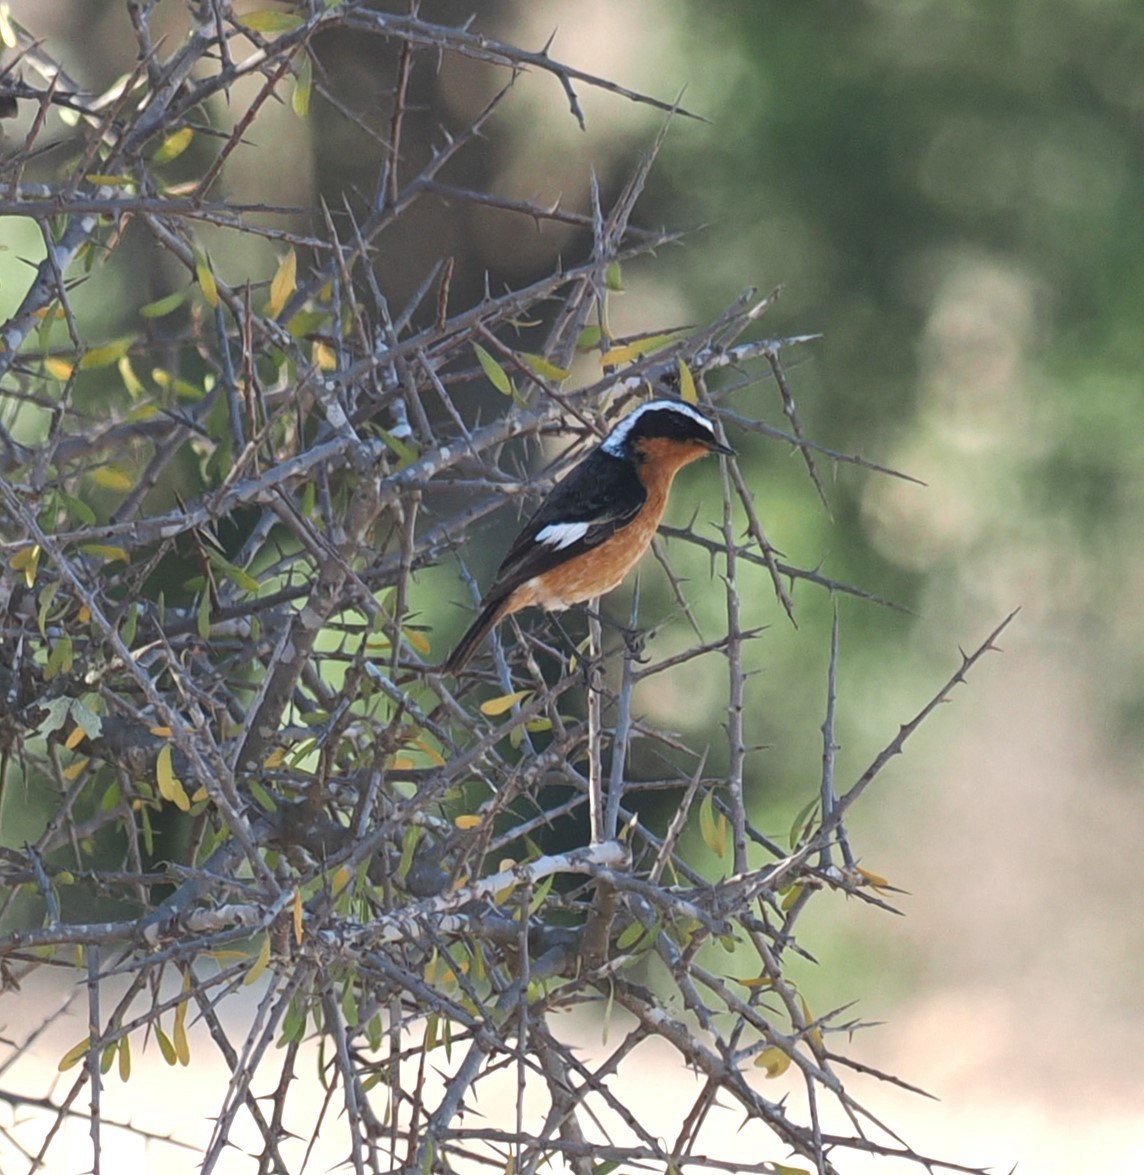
[490,448,646,596]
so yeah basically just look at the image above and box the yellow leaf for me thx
[117,1035,131,1082]
[856,865,891,891]
[44,357,74,380]
[293,889,304,945]
[172,1013,190,1067]
[517,352,570,382]
[156,745,190,812]
[58,1037,91,1071]
[173,972,191,1065]
[403,627,430,655]
[62,757,88,781]
[194,249,218,308]
[266,248,296,318]
[116,356,146,399]
[64,725,86,750]
[154,126,193,164]
[413,738,445,766]
[311,340,337,370]
[676,357,698,404]
[734,974,772,989]
[454,814,482,831]
[239,10,303,34]
[90,466,133,491]
[600,330,680,367]
[754,1045,792,1078]
[79,544,129,564]
[262,746,287,769]
[10,543,39,587]
[479,689,531,717]
[85,174,133,186]
[80,338,132,370]
[244,933,272,986]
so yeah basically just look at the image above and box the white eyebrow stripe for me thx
[535,521,591,550]
[600,399,716,456]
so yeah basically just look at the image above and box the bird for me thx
[442,399,733,674]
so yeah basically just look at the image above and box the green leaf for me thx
[616,918,655,952]
[473,342,512,396]
[292,52,312,118]
[44,634,73,681]
[155,1026,178,1066]
[788,797,819,850]
[699,790,727,859]
[58,1037,91,1071]
[377,427,418,467]
[604,261,623,291]
[69,699,103,740]
[59,491,96,525]
[527,873,554,915]
[121,602,138,647]
[396,825,423,881]
[139,291,186,319]
[575,324,602,352]
[90,466,133,491]
[206,550,260,593]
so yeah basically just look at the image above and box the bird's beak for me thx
[706,438,735,456]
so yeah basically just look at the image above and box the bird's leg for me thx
[582,605,650,664]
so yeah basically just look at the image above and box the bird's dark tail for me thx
[441,595,513,675]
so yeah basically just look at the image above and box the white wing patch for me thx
[536,521,590,550]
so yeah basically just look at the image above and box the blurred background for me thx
[4,0,1142,1170]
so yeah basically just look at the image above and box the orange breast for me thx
[522,435,709,610]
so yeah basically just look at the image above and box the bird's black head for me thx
[601,400,734,462]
